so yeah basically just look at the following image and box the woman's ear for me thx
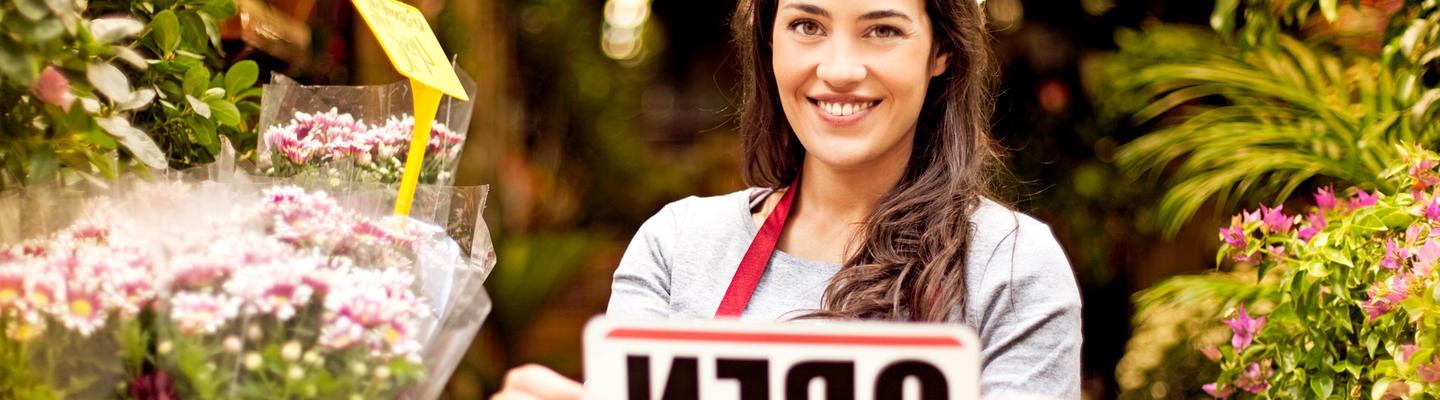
[930,51,950,78]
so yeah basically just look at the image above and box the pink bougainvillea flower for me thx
[1418,239,1440,275]
[1400,343,1419,364]
[1382,239,1411,269]
[1364,274,1411,321]
[1235,362,1273,394]
[32,66,74,111]
[1200,345,1222,361]
[1411,159,1439,194]
[1267,244,1286,258]
[1233,251,1262,264]
[1259,205,1294,234]
[1224,305,1266,351]
[1203,382,1234,399]
[1219,224,1247,250]
[1426,198,1440,222]
[1421,358,1440,383]
[1242,208,1264,224]
[1352,190,1381,209]
[1298,212,1327,243]
[1315,185,1338,211]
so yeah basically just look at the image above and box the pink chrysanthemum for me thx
[168,292,240,335]
[58,286,108,336]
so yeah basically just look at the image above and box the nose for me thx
[815,38,867,89]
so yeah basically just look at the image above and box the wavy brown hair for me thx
[732,0,1001,322]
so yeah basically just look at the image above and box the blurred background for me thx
[214,0,1425,398]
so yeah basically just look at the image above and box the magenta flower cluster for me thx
[0,185,434,364]
[1203,150,1440,398]
[259,109,465,183]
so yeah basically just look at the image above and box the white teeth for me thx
[817,101,877,117]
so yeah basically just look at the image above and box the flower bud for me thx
[223,336,243,354]
[303,350,322,366]
[281,341,302,362]
[374,366,391,380]
[287,365,304,380]
[244,352,263,371]
[157,340,173,355]
[350,361,368,376]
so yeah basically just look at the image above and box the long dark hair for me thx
[732,0,1001,321]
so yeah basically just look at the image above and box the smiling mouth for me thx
[809,98,881,118]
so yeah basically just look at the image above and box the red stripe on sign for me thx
[606,328,964,348]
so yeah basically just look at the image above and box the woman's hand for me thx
[491,364,585,400]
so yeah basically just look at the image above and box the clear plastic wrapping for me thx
[254,65,477,187]
[0,172,494,399]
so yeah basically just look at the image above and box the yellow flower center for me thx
[70,299,94,317]
[10,323,41,342]
[31,293,50,307]
[0,289,17,303]
[385,326,401,344]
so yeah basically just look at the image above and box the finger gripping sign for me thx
[350,0,469,218]
[584,318,981,400]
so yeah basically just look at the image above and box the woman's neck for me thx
[796,152,908,224]
[769,148,910,264]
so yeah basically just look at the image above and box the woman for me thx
[495,0,1081,397]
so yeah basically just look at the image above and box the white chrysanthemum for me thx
[169,292,240,335]
[226,258,319,321]
[57,286,108,337]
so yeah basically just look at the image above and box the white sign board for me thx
[583,317,981,400]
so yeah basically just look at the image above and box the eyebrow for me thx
[781,3,914,22]
[860,9,912,22]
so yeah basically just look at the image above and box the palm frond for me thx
[1110,23,1439,235]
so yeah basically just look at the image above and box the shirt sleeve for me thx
[967,218,1083,400]
[605,203,678,318]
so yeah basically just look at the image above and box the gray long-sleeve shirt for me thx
[606,188,1083,399]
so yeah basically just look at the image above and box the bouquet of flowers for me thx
[254,72,475,186]
[0,177,494,399]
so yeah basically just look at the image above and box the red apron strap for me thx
[715,175,800,318]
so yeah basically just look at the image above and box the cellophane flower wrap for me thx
[0,172,494,399]
[1197,145,1440,398]
[255,69,474,186]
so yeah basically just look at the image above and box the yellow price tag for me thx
[351,0,470,218]
[351,0,469,101]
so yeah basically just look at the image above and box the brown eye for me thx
[867,25,903,39]
[789,20,825,37]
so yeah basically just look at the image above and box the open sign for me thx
[583,318,980,400]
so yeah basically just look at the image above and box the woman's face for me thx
[772,0,947,172]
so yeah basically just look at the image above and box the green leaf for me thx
[87,62,133,102]
[206,99,240,127]
[182,65,211,96]
[1211,0,1240,35]
[1371,378,1392,400]
[200,0,238,19]
[236,87,263,100]
[186,95,211,118]
[90,17,146,45]
[187,115,219,154]
[1319,0,1338,22]
[224,61,258,95]
[150,10,181,54]
[14,0,50,21]
[0,41,37,86]
[96,117,168,170]
[26,144,58,184]
[1310,373,1333,398]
